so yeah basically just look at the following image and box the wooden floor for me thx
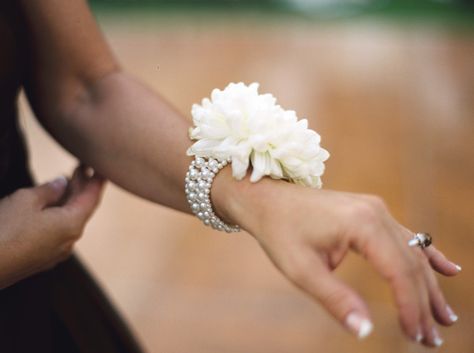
[20,15,474,353]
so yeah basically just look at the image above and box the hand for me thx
[213,168,461,347]
[0,165,105,289]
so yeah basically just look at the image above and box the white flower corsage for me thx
[187,82,330,188]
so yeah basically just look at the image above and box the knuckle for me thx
[61,212,86,239]
[54,239,76,262]
[321,289,350,312]
[347,200,379,224]
[60,242,75,259]
[67,223,85,241]
[364,194,387,210]
[285,256,311,286]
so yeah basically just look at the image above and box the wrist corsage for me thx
[185,82,329,232]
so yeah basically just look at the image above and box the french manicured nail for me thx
[415,328,423,343]
[50,176,68,190]
[446,305,458,323]
[432,327,443,347]
[345,312,373,339]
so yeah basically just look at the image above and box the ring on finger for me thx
[408,232,432,249]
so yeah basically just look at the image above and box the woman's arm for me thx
[19,0,460,346]
[20,0,192,212]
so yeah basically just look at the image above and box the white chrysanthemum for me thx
[186,82,330,188]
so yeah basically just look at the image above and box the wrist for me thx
[210,165,273,235]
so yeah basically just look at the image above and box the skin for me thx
[0,166,104,289]
[0,0,461,347]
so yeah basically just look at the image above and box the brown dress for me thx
[0,2,144,352]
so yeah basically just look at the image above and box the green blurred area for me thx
[89,0,474,24]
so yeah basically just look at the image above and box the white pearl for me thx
[189,168,198,179]
[186,157,240,233]
[201,168,210,179]
[196,157,205,167]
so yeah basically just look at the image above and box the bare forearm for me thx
[44,71,193,212]
[19,0,241,214]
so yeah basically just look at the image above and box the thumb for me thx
[33,176,69,208]
[62,168,105,224]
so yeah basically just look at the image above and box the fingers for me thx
[61,165,106,224]
[422,261,458,327]
[30,176,69,208]
[44,165,105,235]
[345,195,463,347]
[346,201,426,342]
[399,225,462,276]
[360,228,458,347]
[401,231,460,328]
[355,231,433,343]
[287,251,373,339]
[423,245,462,276]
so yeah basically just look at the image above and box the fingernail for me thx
[415,328,423,343]
[432,327,443,347]
[446,305,458,323]
[50,176,68,190]
[345,312,373,339]
[455,264,462,272]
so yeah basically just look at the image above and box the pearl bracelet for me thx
[185,156,240,233]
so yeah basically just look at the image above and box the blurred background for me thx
[19,0,473,352]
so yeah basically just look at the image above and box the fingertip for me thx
[423,326,444,348]
[438,261,462,277]
[32,175,70,208]
[425,247,461,277]
[445,305,459,324]
[49,175,68,189]
[345,312,374,339]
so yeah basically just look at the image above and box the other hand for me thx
[0,165,104,289]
